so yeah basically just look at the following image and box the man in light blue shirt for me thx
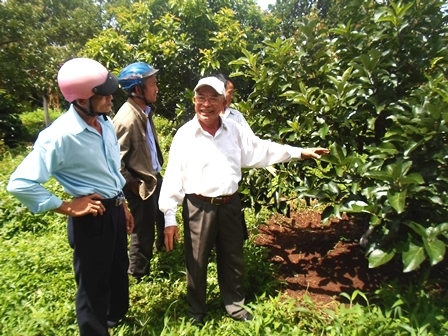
[7,58,134,336]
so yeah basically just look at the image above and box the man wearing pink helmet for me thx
[7,58,134,336]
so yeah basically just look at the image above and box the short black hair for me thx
[215,73,232,89]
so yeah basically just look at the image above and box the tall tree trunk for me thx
[43,96,51,127]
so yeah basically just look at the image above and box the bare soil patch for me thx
[254,210,448,305]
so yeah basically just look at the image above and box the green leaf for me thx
[319,155,340,165]
[340,200,368,213]
[405,221,427,238]
[318,123,329,139]
[391,161,412,180]
[364,170,394,182]
[323,181,340,195]
[423,238,445,266]
[399,173,424,185]
[335,166,344,178]
[370,214,382,226]
[402,242,426,273]
[387,190,406,213]
[321,205,335,224]
[368,248,395,268]
[329,143,346,164]
[433,223,448,237]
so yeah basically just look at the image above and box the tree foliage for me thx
[82,0,274,119]
[0,0,104,145]
[232,0,448,272]
[269,0,333,37]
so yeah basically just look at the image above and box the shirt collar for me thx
[221,107,231,118]
[68,104,108,135]
[192,115,227,135]
[68,105,89,135]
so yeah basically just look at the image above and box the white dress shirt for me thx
[221,107,255,136]
[159,116,302,227]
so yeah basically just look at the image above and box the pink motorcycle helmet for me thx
[57,58,118,102]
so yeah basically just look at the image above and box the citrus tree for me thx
[233,0,448,272]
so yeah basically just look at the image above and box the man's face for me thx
[141,75,158,103]
[194,86,226,129]
[90,94,114,114]
[224,81,234,108]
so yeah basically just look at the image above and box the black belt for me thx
[101,192,125,207]
[191,193,236,205]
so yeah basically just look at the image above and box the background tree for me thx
[269,0,333,37]
[81,0,274,122]
[0,0,104,144]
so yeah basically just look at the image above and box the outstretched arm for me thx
[300,148,330,160]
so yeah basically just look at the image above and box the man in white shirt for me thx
[216,74,254,241]
[215,74,254,136]
[159,77,329,325]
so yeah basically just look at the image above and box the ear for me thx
[221,97,227,111]
[135,85,143,95]
[75,98,89,107]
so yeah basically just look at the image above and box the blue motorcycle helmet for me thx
[118,62,159,93]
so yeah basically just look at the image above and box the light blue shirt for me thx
[7,105,125,213]
[144,106,162,173]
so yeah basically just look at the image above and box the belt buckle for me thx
[115,194,125,206]
[211,196,222,205]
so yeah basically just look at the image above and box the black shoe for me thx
[154,244,165,252]
[107,320,119,328]
[190,316,205,327]
[234,312,253,322]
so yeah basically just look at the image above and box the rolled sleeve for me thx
[7,178,63,214]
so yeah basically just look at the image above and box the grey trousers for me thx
[182,193,247,319]
[126,174,165,278]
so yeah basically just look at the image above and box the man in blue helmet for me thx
[113,62,165,281]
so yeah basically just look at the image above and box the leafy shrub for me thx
[0,113,27,147]
[232,0,448,272]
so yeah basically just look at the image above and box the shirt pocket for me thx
[105,140,121,171]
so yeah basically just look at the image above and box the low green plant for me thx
[0,113,26,148]
[19,108,63,141]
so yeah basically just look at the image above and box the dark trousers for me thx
[126,174,165,278]
[68,205,129,336]
[182,194,246,320]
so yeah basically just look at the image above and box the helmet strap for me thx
[130,84,151,106]
[73,99,107,120]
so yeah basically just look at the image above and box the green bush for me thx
[0,114,27,147]
[232,0,448,272]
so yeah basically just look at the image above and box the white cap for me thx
[194,77,225,95]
